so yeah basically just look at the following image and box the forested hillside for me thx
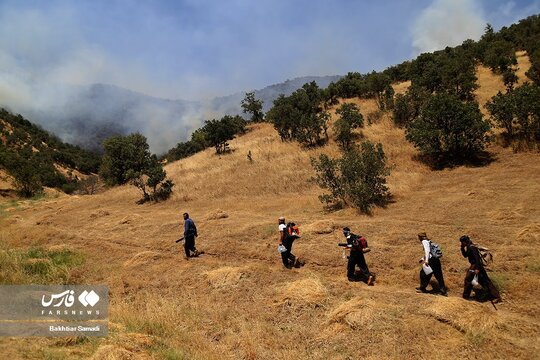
[0,109,100,196]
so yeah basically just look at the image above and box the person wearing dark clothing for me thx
[416,232,447,296]
[183,212,199,258]
[343,227,374,285]
[278,216,300,268]
[460,235,500,301]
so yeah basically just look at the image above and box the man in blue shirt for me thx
[183,212,199,258]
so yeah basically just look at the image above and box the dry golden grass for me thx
[0,169,12,189]
[392,80,411,95]
[515,50,532,86]
[0,58,539,359]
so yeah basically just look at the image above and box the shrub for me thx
[486,84,540,149]
[266,82,329,146]
[333,103,364,150]
[100,133,174,203]
[77,175,99,195]
[311,141,391,213]
[406,94,491,167]
[100,133,151,186]
[241,91,264,122]
[201,115,246,154]
[126,155,175,204]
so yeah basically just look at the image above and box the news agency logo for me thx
[41,289,100,308]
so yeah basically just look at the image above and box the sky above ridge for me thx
[1,0,539,102]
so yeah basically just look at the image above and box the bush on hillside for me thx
[365,71,394,110]
[406,93,491,167]
[408,48,478,101]
[392,86,431,128]
[126,157,174,204]
[311,141,391,214]
[525,48,540,85]
[202,115,246,154]
[482,39,517,74]
[100,133,174,203]
[333,103,364,150]
[0,145,42,197]
[266,81,329,146]
[77,175,100,195]
[487,83,540,150]
[100,133,150,186]
[241,91,264,122]
[10,156,43,197]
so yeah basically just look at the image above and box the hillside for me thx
[2,76,341,154]
[0,109,100,196]
[0,60,538,359]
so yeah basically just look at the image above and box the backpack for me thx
[350,234,368,250]
[286,222,300,237]
[429,241,443,258]
[474,244,493,267]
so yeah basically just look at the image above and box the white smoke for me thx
[412,0,487,54]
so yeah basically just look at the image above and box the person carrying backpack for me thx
[416,232,447,296]
[342,227,374,285]
[278,216,302,269]
[183,212,199,258]
[460,235,501,302]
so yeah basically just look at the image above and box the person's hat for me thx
[460,235,470,243]
[418,232,427,238]
[278,216,285,221]
[343,227,351,232]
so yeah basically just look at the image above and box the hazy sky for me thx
[1,0,539,101]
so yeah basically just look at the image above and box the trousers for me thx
[419,257,446,291]
[184,234,196,257]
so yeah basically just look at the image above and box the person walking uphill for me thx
[183,212,199,258]
[342,227,374,285]
[278,216,302,269]
[460,235,501,302]
[416,232,447,296]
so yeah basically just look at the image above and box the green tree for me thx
[311,141,390,214]
[321,82,340,109]
[241,92,264,122]
[525,48,540,85]
[266,94,297,141]
[392,93,414,128]
[0,145,42,197]
[513,83,540,147]
[366,71,393,110]
[503,69,519,92]
[340,142,390,213]
[487,84,540,149]
[409,48,478,100]
[10,156,43,197]
[100,133,150,186]
[392,85,430,128]
[126,154,174,203]
[486,91,516,138]
[333,72,369,98]
[201,115,245,154]
[266,82,329,146]
[333,103,364,150]
[483,40,517,74]
[406,94,491,166]
[100,133,174,203]
[223,114,247,135]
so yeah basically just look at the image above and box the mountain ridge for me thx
[1,75,342,154]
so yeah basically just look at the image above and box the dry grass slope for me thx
[0,55,539,359]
